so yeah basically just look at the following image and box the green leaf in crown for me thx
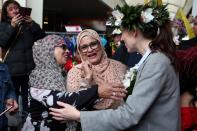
[110,2,169,32]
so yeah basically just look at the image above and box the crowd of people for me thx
[0,0,197,131]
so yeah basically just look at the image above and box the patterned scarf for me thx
[77,29,110,80]
[29,35,66,91]
[73,29,126,109]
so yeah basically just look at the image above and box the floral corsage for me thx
[122,67,137,100]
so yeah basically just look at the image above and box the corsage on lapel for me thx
[122,67,137,100]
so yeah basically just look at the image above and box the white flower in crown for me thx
[112,10,124,26]
[141,8,154,23]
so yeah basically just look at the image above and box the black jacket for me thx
[0,21,46,76]
[179,37,197,50]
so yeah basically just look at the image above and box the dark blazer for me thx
[80,52,180,131]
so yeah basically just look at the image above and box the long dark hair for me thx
[141,20,179,72]
[1,0,20,22]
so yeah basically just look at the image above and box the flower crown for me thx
[110,3,170,31]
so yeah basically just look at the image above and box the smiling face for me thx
[54,45,69,65]
[79,36,103,65]
[121,30,137,53]
[6,3,20,19]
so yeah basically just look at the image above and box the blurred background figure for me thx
[110,28,122,56]
[0,48,18,131]
[179,16,197,49]
[109,28,141,68]
[176,47,197,131]
[112,43,141,68]
[172,18,187,45]
[0,0,45,119]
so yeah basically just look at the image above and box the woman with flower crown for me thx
[49,2,180,131]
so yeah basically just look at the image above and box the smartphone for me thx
[0,106,13,116]
[19,7,32,17]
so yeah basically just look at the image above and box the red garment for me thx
[181,107,197,131]
[64,58,81,72]
[176,47,197,76]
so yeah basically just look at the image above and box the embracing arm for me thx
[30,85,99,110]
[51,85,99,110]
[80,59,171,130]
[31,81,126,110]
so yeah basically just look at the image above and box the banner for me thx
[65,25,82,33]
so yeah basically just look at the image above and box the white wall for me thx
[0,0,2,8]
[27,0,43,28]
[183,0,193,16]
[192,0,197,17]
[15,0,26,7]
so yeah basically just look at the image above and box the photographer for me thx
[0,0,45,116]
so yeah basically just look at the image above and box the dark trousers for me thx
[11,75,29,113]
[0,126,8,131]
[0,116,8,131]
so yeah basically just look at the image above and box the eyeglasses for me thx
[55,44,67,50]
[79,40,99,53]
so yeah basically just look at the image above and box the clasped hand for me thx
[49,82,127,122]
[81,61,127,100]
[49,61,128,122]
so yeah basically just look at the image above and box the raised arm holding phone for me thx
[0,0,46,116]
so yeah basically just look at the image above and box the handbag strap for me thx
[3,26,22,63]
